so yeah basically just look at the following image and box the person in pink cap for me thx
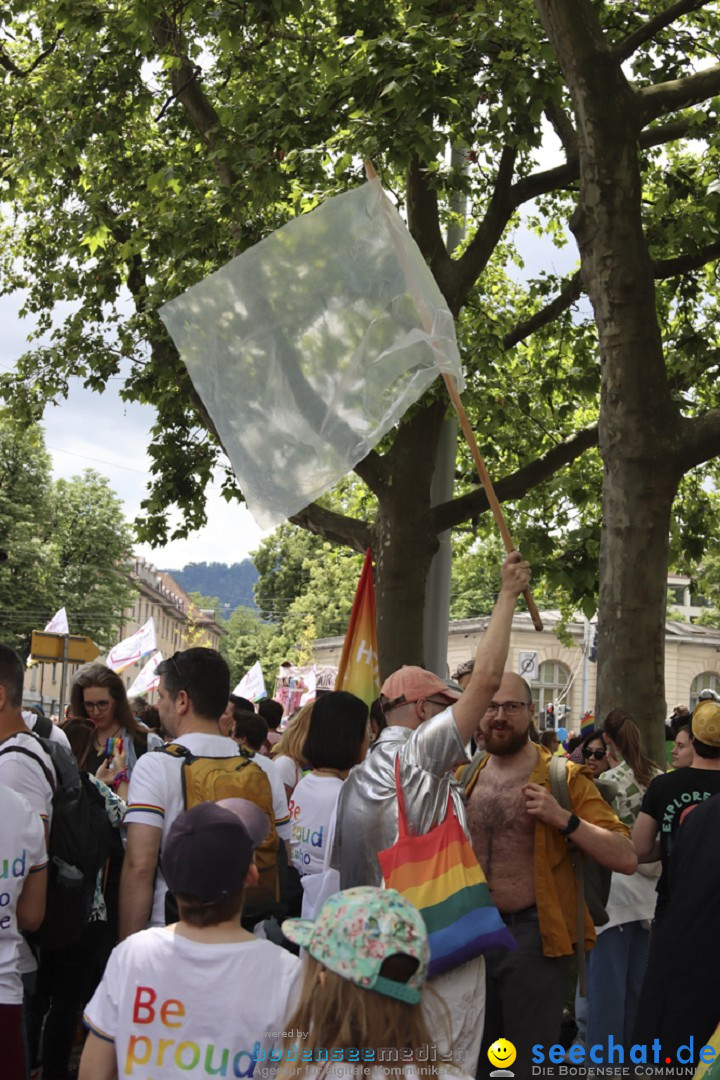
[330,550,531,1068]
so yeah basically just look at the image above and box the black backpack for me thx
[0,733,114,949]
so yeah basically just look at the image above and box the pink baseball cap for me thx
[380,665,460,711]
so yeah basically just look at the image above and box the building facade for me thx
[313,609,720,732]
[24,558,224,714]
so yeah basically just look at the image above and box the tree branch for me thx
[639,109,715,149]
[639,63,720,123]
[431,424,599,533]
[352,449,390,497]
[0,32,61,76]
[503,271,583,349]
[452,146,518,312]
[502,241,720,352]
[152,18,239,192]
[289,503,372,553]
[406,156,454,304]
[678,410,720,472]
[613,0,713,63]
[655,240,720,278]
[544,100,578,160]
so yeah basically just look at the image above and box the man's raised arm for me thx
[453,551,531,746]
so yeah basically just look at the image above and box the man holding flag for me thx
[330,549,531,1066]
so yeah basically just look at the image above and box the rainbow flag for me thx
[335,548,380,708]
[580,711,595,736]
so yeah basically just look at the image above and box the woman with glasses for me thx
[579,731,609,777]
[68,663,162,780]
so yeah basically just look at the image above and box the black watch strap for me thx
[559,812,581,837]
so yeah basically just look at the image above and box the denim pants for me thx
[586,921,649,1049]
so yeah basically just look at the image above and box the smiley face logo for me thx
[488,1039,517,1071]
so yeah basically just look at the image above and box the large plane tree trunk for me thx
[536,0,684,762]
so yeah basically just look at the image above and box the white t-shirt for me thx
[0,731,55,826]
[247,751,291,841]
[289,773,343,878]
[274,755,303,794]
[0,787,47,1004]
[23,713,72,752]
[126,732,243,926]
[83,926,302,1079]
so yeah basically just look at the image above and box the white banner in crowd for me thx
[159,179,464,528]
[106,617,158,674]
[45,607,69,634]
[276,664,337,716]
[127,651,164,698]
[233,661,267,703]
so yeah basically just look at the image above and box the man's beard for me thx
[484,723,530,756]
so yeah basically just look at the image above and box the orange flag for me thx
[336,548,380,707]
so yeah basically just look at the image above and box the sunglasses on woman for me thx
[583,748,606,761]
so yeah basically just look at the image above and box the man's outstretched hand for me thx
[500,550,531,598]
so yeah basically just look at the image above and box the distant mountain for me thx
[166,560,259,618]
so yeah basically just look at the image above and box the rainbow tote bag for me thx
[377,756,516,977]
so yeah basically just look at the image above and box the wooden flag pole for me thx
[365,159,543,631]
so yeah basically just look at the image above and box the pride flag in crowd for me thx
[106,618,158,674]
[335,548,380,708]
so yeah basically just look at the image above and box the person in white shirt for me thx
[81,800,302,1080]
[119,648,244,936]
[0,786,47,1080]
[0,648,55,832]
[289,692,369,919]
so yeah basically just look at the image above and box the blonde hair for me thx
[278,957,453,1078]
[272,702,312,767]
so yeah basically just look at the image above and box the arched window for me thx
[532,660,570,726]
[690,672,720,711]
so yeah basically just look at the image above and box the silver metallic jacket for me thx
[330,706,471,888]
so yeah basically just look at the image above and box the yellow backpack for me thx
[162,744,280,908]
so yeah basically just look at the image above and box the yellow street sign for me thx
[30,631,101,665]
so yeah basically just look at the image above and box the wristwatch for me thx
[559,813,581,837]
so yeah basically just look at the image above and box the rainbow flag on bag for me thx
[378,758,516,977]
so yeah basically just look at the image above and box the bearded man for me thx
[462,672,636,1078]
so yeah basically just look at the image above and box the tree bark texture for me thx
[535,0,684,762]
[370,400,446,679]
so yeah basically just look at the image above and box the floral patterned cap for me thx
[282,886,429,1004]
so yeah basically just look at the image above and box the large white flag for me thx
[45,607,69,634]
[107,618,157,674]
[127,651,163,698]
[233,661,267,703]
[159,179,464,528]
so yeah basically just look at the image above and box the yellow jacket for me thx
[459,746,631,957]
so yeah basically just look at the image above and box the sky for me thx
[0,143,576,574]
[0,292,269,571]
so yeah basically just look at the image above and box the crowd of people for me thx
[0,550,719,1080]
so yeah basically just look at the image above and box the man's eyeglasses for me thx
[583,748,606,761]
[168,652,187,693]
[485,701,529,716]
[84,700,111,712]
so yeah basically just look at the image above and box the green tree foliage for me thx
[0,415,56,649]
[2,2,720,748]
[0,416,135,652]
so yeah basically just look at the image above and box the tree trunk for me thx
[535,0,683,762]
[371,400,446,679]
